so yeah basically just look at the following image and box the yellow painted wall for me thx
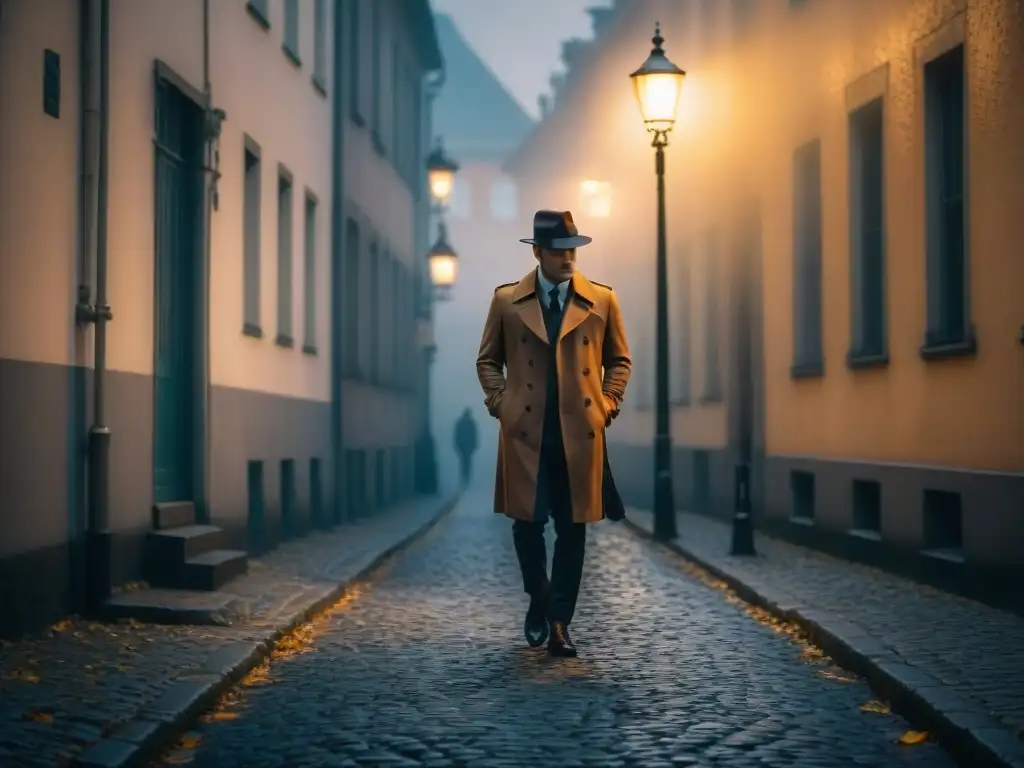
[0,0,80,368]
[732,0,1024,472]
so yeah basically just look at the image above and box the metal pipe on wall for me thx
[85,0,113,614]
[76,0,100,324]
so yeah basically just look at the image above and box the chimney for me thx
[538,94,550,118]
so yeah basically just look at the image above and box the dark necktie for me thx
[544,286,563,343]
[548,286,561,315]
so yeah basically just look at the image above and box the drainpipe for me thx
[83,0,113,615]
[199,0,225,522]
[76,0,99,327]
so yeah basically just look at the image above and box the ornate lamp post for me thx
[415,136,461,495]
[630,22,686,541]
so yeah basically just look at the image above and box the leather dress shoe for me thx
[547,621,577,657]
[524,596,549,647]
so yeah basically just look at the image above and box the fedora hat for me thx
[519,209,592,249]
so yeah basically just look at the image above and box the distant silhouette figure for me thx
[453,408,479,488]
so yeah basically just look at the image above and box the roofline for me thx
[408,0,444,72]
[503,1,639,178]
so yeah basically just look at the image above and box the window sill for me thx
[789,515,814,527]
[919,331,977,361]
[846,350,889,370]
[275,334,294,349]
[790,360,824,379]
[920,547,966,565]
[242,322,263,339]
[282,44,302,68]
[847,528,881,542]
[246,2,270,30]
[312,75,327,99]
[302,344,318,356]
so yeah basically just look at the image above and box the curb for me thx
[622,517,1024,768]
[72,494,460,768]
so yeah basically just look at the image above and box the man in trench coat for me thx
[476,209,631,657]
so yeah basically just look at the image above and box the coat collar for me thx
[511,269,596,345]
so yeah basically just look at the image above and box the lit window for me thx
[490,178,518,220]
[450,178,471,219]
[580,180,612,218]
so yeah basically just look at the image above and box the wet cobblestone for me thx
[172,491,956,767]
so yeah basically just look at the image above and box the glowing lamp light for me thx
[427,222,458,291]
[579,180,612,218]
[425,138,460,206]
[629,22,686,135]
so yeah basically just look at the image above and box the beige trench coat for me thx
[476,270,632,524]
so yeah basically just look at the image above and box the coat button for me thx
[584,398,592,407]
[526,382,533,390]
[583,336,589,346]
[587,430,595,439]
[528,359,534,367]
[521,430,528,438]
[521,334,528,343]
[582,367,590,376]
[525,405,531,413]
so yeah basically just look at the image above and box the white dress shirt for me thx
[535,267,570,310]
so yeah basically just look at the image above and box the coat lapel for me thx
[558,272,596,343]
[511,270,548,344]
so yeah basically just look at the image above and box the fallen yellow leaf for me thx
[201,711,240,722]
[859,700,891,715]
[178,734,202,749]
[50,619,74,633]
[23,710,54,723]
[898,730,929,745]
[819,669,859,683]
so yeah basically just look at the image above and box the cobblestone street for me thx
[163,490,955,767]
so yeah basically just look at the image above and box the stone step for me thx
[152,501,196,530]
[147,524,223,562]
[183,549,249,591]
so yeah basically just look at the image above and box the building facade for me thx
[505,0,1024,600]
[0,0,441,637]
[428,13,534,491]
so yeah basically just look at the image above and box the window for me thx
[348,1,363,123]
[276,169,294,346]
[243,140,262,336]
[923,44,971,354]
[280,459,297,540]
[343,217,361,375]
[791,139,824,376]
[490,178,518,220]
[246,0,270,28]
[848,98,887,363]
[368,240,380,381]
[370,0,382,142]
[700,233,723,402]
[670,246,691,405]
[283,0,300,62]
[790,471,815,523]
[302,192,318,354]
[450,178,472,219]
[313,0,327,90]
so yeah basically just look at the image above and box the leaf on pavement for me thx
[23,710,54,723]
[859,700,891,715]
[8,668,40,683]
[200,711,240,723]
[819,669,859,683]
[898,730,929,745]
[178,733,202,750]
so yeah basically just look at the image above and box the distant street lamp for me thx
[426,138,459,209]
[579,179,613,219]
[427,221,458,302]
[630,21,685,541]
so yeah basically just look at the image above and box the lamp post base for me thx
[730,462,756,556]
[652,433,677,541]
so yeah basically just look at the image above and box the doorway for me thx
[152,76,204,506]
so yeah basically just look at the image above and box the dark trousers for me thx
[511,441,587,625]
[458,452,472,486]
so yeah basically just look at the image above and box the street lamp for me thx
[426,138,459,210]
[630,21,685,541]
[427,221,458,302]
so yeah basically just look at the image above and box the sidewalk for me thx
[0,493,458,768]
[624,508,1024,768]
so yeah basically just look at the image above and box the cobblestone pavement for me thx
[0,496,450,768]
[629,508,1024,741]
[165,490,956,767]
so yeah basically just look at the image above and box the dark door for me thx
[153,80,203,505]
